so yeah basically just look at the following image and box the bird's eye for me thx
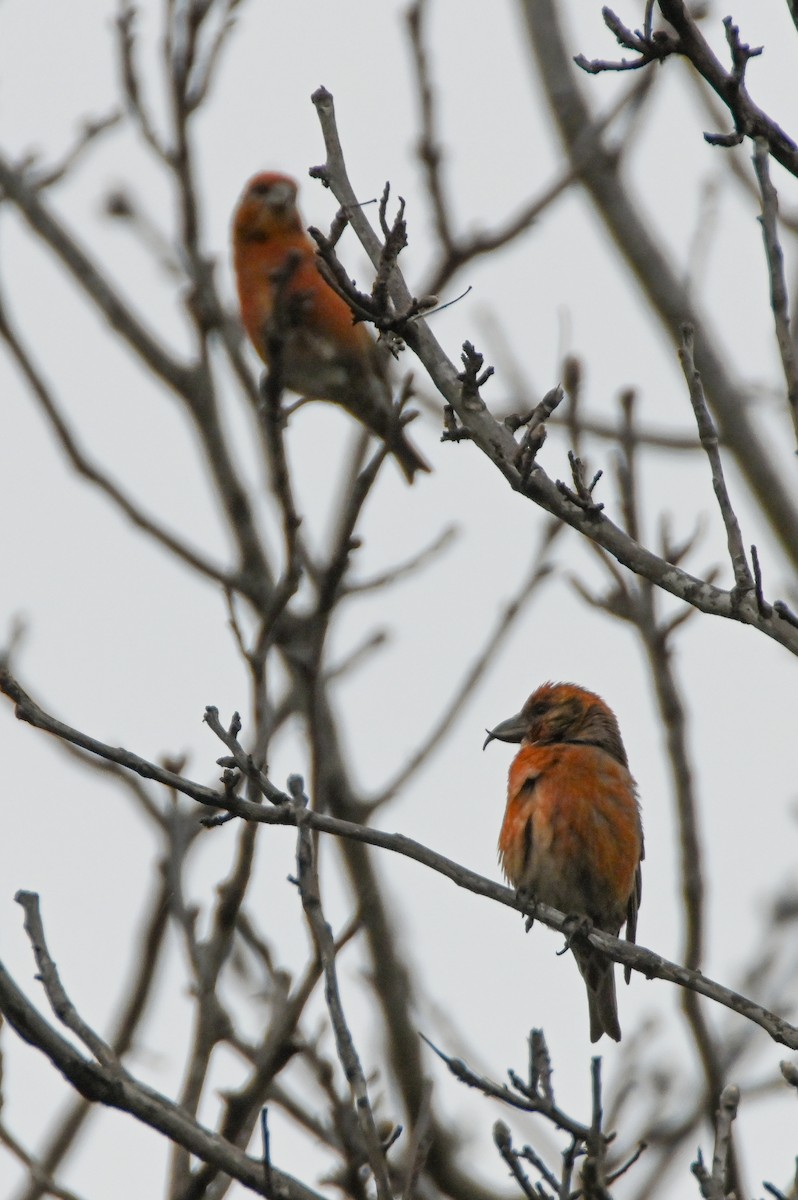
[250,182,272,197]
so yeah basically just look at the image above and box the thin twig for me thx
[678,325,754,596]
[0,959,323,1200]
[23,111,122,189]
[581,393,743,1194]
[752,139,798,445]
[292,787,394,1200]
[316,443,392,619]
[400,1078,434,1200]
[577,4,798,176]
[12,867,173,1200]
[370,522,558,807]
[15,892,122,1072]
[3,667,798,1047]
[181,914,361,1200]
[0,289,238,594]
[0,155,189,391]
[520,0,798,575]
[0,1122,87,1200]
[424,1034,590,1143]
[311,84,798,640]
[492,1122,541,1200]
[116,5,166,157]
[711,1085,740,1197]
[345,524,457,594]
[261,1107,273,1199]
[412,5,660,297]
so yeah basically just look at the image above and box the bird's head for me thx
[483,681,628,766]
[233,172,302,240]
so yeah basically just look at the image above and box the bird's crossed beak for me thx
[483,712,526,750]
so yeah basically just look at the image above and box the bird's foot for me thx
[557,913,593,956]
[515,886,539,932]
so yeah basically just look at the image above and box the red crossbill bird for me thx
[484,681,643,1042]
[231,172,430,483]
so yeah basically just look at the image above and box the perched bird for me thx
[484,681,643,1042]
[231,171,430,483]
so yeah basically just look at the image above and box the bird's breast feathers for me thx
[498,742,641,929]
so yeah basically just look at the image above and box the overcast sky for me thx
[2,2,798,1196]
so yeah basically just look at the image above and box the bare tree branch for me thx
[0,957,322,1200]
[752,138,798,445]
[518,0,798,571]
[576,5,798,177]
[678,324,754,594]
[12,867,171,1200]
[0,286,240,594]
[310,85,798,657]
[0,1122,87,1200]
[292,783,394,1200]
[3,666,798,1050]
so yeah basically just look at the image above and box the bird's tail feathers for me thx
[573,944,621,1043]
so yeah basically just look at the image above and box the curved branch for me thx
[0,291,239,594]
[0,961,322,1200]
[2,665,797,1051]
[309,87,798,658]
[517,0,798,570]
[0,156,192,396]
